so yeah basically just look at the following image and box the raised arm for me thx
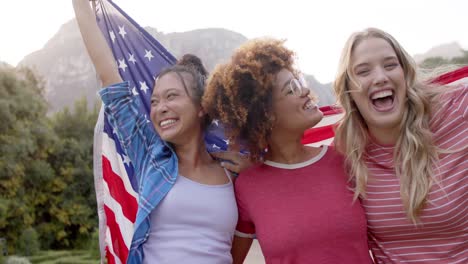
[72,0,122,86]
[74,0,169,182]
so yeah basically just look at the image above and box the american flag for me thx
[92,0,175,263]
[91,1,468,263]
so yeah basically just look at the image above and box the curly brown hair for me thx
[203,38,296,161]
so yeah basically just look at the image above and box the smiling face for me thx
[348,37,407,141]
[150,72,204,144]
[271,68,323,134]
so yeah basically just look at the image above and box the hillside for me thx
[18,19,334,112]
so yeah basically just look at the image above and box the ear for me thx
[198,106,205,118]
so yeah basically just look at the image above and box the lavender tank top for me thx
[142,169,238,264]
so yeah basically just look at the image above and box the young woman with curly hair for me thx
[203,38,373,263]
[333,28,467,263]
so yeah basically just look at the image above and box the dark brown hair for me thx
[157,53,210,127]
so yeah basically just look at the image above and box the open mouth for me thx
[159,118,179,129]
[303,100,317,111]
[370,90,394,111]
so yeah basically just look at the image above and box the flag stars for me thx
[118,25,127,38]
[118,59,128,72]
[223,139,230,145]
[139,81,149,94]
[212,119,219,126]
[122,154,131,166]
[131,86,138,96]
[144,49,154,61]
[109,31,116,43]
[212,144,221,150]
[128,53,137,64]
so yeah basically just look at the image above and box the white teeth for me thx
[304,101,314,110]
[160,119,177,127]
[371,90,393,100]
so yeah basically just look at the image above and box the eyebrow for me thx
[151,88,179,99]
[353,56,399,70]
[383,56,399,62]
[353,62,369,69]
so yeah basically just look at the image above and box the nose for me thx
[300,87,310,98]
[373,67,389,86]
[154,101,168,114]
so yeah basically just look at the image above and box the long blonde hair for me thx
[334,28,442,223]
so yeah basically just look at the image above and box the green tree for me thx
[0,67,99,253]
[17,228,39,256]
[44,97,99,249]
[420,56,449,69]
[0,68,55,254]
[450,50,468,65]
[420,49,468,68]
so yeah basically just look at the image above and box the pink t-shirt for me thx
[363,84,467,263]
[235,146,373,264]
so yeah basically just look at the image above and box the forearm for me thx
[72,0,121,86]
[231,235,253,264]
[99,82,163,177]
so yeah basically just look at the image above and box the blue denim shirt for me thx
[99,82,178,264]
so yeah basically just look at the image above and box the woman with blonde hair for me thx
[204,38,373,264]
[334,27,467,263]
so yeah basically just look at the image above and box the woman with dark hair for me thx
[334,27,467,263]
[203,38,373,264]
[73,1,248,263]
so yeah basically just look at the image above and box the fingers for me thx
[211,151,253,174]
[220,161,241,174]
[211,151,239,161]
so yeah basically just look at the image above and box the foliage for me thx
[420,49,468,68]
[44,98,98,249]
[88,230,100,260]
[0,68,54,254]
[17,228,39,256]
[0,68,99,254]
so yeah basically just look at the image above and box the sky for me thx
[0,0,467,83]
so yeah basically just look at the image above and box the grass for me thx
[27,250,100,264]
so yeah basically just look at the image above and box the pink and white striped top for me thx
[362,84,467,263]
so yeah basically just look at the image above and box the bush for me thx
[88,230,100,259]
[16,228,39,256]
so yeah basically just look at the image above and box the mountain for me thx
[144,27,247,72]
[304,76,334,106]
[0,61,12,69]
[413,42,464,63]
[18,19,334,112]
[18,20,100,113]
